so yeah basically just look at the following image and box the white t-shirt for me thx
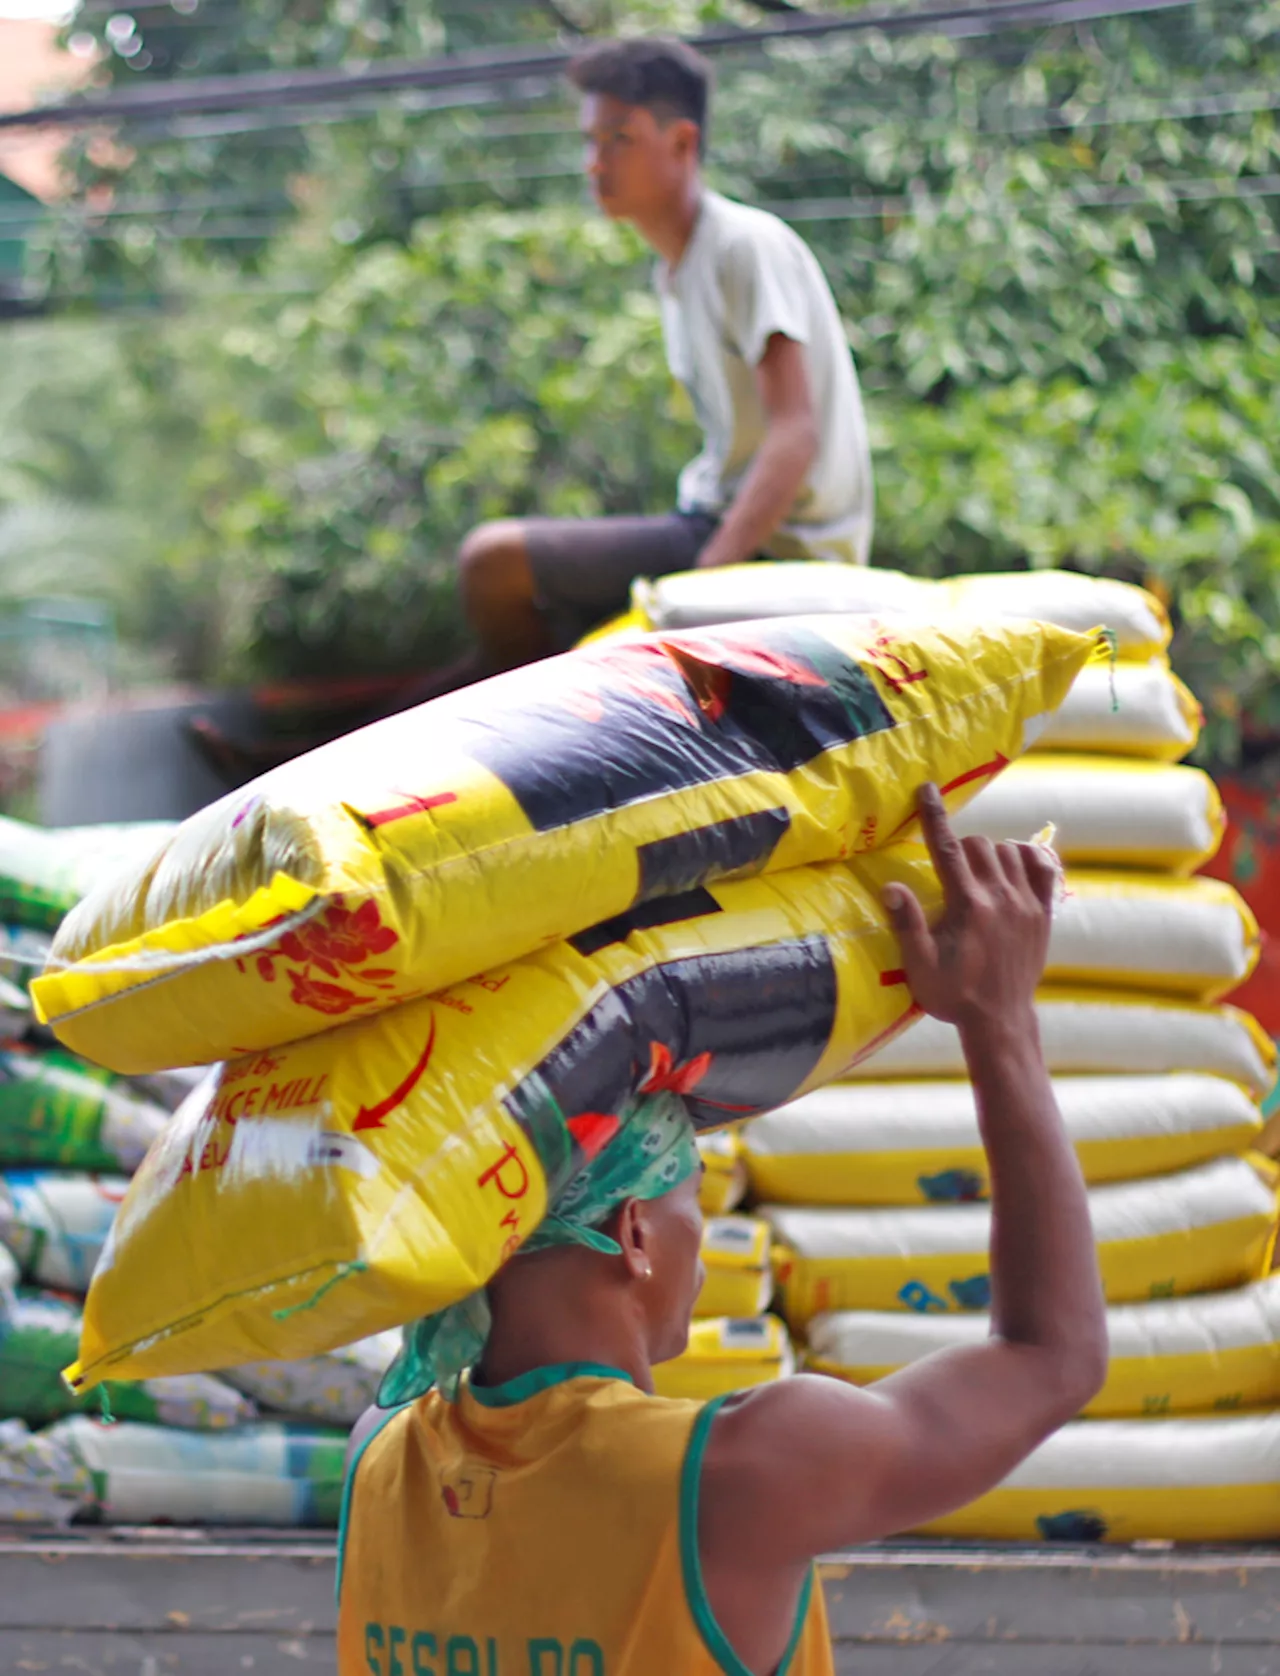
[657,189,874,566]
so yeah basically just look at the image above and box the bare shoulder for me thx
[701,1377,888,1509]
[697,1374,909,1571]
[345,1403,391,1476]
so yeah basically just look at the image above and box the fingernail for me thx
[883,885,905,909]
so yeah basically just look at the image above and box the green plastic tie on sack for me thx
[1100,628,1120,713]
[272,1259,369,1322]
[97,1384,116,1426]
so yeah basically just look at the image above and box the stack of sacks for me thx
[677,575,1280,1543]
[0,819,314,1525]
[24,615,1096,1493]
[654,1209,793,1401]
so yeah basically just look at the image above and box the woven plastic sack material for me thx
[696,1217,772,1319]
[632,564,1171,658]
[0,1045,170,1172]
[951,755,1223,873]
[767,1154,1279,1326]
[0,926,51,1033]
[1044,874,1257,1001]
[698,1130,748,1217]
[49,1416,347,1526]
[127,1065,207,1115]
[64,846,946,1391]
[34,617,1095,1076]
[653,1315,794,1402]
[0,1290,255,1429]
[745,1073,1263,1206]
[845,987,1276,1097]
[224,1331,401,1427]
[0,925,51,993]
[0,1171,125,1293]
[1036,660,1200,761]
[0,818,174,934]
[912,1411,1280,1543]
[0,1418,92,1526]
[807,1272,1280,1418]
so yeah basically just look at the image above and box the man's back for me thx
[660,190,873,566]
[338,1363,833,1675]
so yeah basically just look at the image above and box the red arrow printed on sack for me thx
[887,754,1010,841]
[360,791,459,830]
[352,1015,438,1131]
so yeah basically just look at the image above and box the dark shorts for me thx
[524,511,718,651]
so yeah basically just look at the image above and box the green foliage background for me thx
[3,0,1278,756]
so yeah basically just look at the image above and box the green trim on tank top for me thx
[467,1362,636,1408]
[679,1393,816,1676]
[334,1402,409,1608]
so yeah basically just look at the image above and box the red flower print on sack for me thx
[243,897,403,1016]
[277,900,399,977]
[286,970,368,1016]
[638,1041,712,1097]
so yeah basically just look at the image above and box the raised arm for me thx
[699,784,1107,1653]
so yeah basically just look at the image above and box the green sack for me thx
[0,817,174,933]
[0,1045,169,1172]
[0,1290,255,1429]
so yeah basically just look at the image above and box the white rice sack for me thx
[0,1418,93,1526]
[744,1072,1262,1204]
[949,756,1222,872]
[765,1154,1279,1324]
[223,1330,402,1426]
[1046,874,1256,1001]
[916,1412,1280,1543]
[634,565,1170,657]
[808,1271,1280,1417]
[847,990,1275,1097]
[1037,660,1199,760]
[0,1170,126,1292]
[49,1417,347,1527]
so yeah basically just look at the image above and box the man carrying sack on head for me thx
[337,788,1108,1676]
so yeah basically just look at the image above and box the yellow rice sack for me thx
[1046,873,1257,1002]
[632,564,1171,659]
[766,1154,1279,1326]
[65,847,941,1392]
[744,1073,1263,1206]
[695,1217,773,1319]
[698,1130,747,1217]
[845,987,1276,1097]
[652,1316,793,1401]
[34,618,1094,1075]
[950,755,1224,872]
[807,1271,1280,1417]
[914,1412,1280,1543]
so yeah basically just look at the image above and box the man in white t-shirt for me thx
[185,38,873,777]
[456,36,874,669]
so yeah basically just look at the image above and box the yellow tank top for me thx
[337,1362,832,1676]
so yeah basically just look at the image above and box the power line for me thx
[0,0,1204,131]
[9,167,1276,247]
[3,62,1277,230]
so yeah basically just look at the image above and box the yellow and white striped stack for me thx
[636,564,1280,1541]
[654,1152,794,1400]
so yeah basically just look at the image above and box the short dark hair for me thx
[568,37,711,155]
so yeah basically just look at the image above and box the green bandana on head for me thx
[378,1094,702,1407]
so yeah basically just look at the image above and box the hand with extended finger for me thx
[883,782,1058,1031]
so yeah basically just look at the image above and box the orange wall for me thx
[0,19,92,200]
